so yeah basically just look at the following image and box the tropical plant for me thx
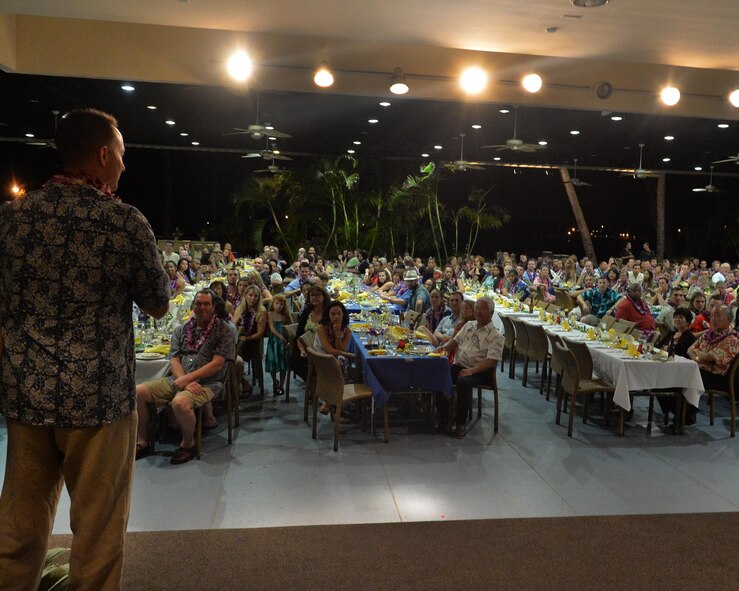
[457,187,510,255]
[316,155,359,254]
[39,547,70,591]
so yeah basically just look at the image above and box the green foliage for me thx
[39,548,70,591]
[231,157,510,259]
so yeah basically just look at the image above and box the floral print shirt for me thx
[0,181,171,427]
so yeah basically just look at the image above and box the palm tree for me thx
[316,155,359,255]
[458,187,510,255]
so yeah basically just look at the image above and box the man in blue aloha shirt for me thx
[577,276,622,326]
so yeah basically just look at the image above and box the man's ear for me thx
[97,144,109,166]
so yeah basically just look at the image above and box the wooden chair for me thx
[545,332,564,402]
[612,319,635,334]
[299,331,317,422]
[499,315,516,376]
[561,336,610,424]
[307,348,372,451]
[475,367,501,433]
[509,318,529,384]
[553,342,615,437]
[706,354,739,437]
[282,323,299,402]
[546,303,561,313]
[630,328,644,340]
[601,315,616,330]
[523,324,549,394]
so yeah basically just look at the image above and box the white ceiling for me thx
[2,0,738,71]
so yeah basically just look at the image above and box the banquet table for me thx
[515,317,705,413]
[350,332,453,410]
[135,356,171,384]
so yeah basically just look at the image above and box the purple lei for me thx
[626,293,650,316]
[702,328,738,347]
[184,314,219,352]
[47,170,120,202]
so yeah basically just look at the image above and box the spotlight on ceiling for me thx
[522,74,543,93]
[389,67,409,95]
[460,67,488,95]
[471,124,482,129]
[121,84,135,92]
[313,63,334,88]
[227,50,252,82]
[730,89,739,108]
[571,0,608,7]
[660,86,680,106]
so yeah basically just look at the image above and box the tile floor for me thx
[0,365,737,534]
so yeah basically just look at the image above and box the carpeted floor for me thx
[50,512,739,590]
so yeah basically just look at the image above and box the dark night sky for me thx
[1,71,737,261]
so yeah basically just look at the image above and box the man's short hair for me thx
[299,261,311,269]
[476,296,495,314]
[55,108,119,169]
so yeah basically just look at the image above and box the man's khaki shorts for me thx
[143,377,215,409]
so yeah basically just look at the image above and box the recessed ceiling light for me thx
[121,84,135,92]
[353,141,361,145]
[538,141,548,146]
[694,166,702,171]
[146,105,157,110]
[265,125,274,130]
[180,132,188,137]
[434,145,443,150]
[664,135,674,141]
[571,0,609,7]
[165,120,175,125]
[191,141,200,146]
[368,119,379,124]
[25,133,34,138]
[717,123,729,129]
[379,102,391,107]
[570,130,580,135]
[268,136,277,141]
[347,149,355,154]
[662,157,671,162]
[421,153,429,157]
[471,124,482,129]
[730,89,739,108]
[273,150,281,155]
[499,109,510,114]
[493,157,501,161]
[610,115,622,121]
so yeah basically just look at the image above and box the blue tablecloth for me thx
[344,302,404,315]
[351,333,453,409]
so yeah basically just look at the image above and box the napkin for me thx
[144,344,170,355]
[427,352,442,357]
[350,323,371,331]
[414,330,431,341]
[368,349,388,356]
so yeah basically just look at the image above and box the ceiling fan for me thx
[254,158,288,175]
[481,108,545,153]
[442,134,487,171]
[712,153,739,165]
[225,92,291,140]
[564,158,592,187]
[241,139,292,161]
[692,166,723,193]
[621,143,659,179]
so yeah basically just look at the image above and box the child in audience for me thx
[266,295,290,396]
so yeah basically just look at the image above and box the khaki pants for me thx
[0,412,137,591]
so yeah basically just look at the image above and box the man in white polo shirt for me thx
[436,296,504,439]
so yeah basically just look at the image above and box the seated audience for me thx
[614,283,657,334]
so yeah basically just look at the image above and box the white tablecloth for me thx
[497,315,705,412]
[135,358,171,384]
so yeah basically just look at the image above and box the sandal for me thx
[203,421,218,432]
[170,446,195,465]
[135,443,150,460]
[240,378,254,399]
[319,403,330,416]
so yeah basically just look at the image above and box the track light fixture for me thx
[390,67,409,95]
[313,62,334,88]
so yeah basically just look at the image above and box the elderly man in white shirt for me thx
[436,296,505,439]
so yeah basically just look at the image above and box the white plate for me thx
[136,352,166,360]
